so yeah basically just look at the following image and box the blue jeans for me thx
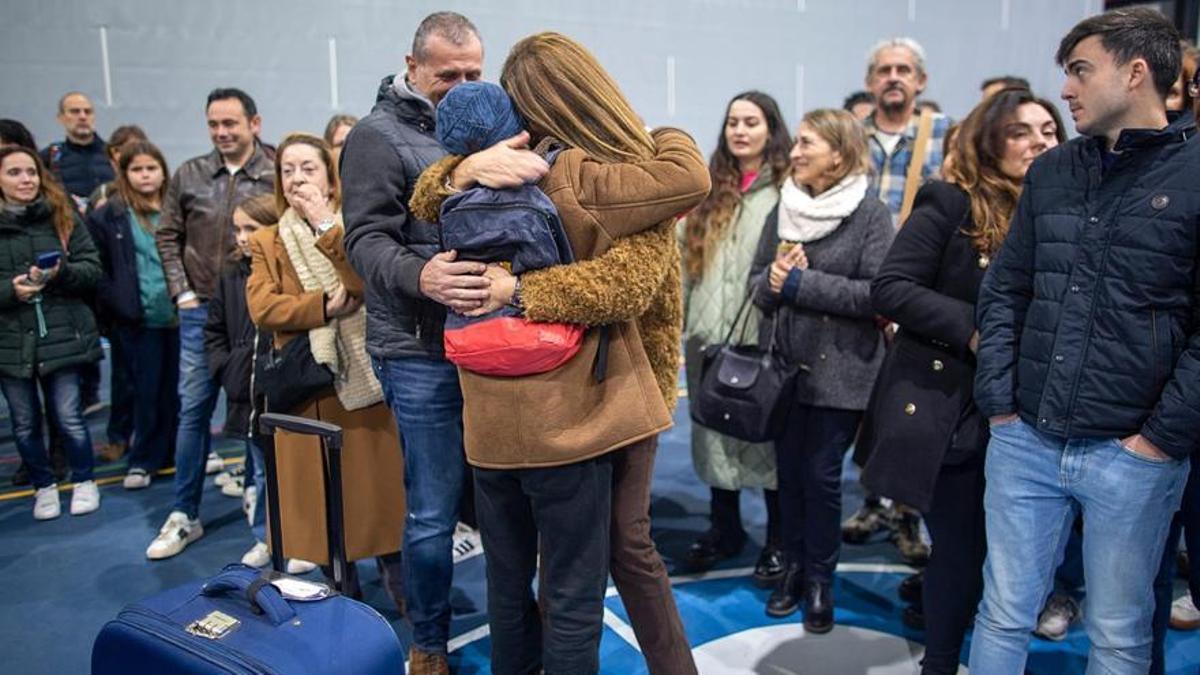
[247,438,267,542]
[372,356,465,654]
[171,305,221,519]
[969,418,1190,674]
[0,368,95,488]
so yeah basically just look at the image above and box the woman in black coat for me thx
[860,88,1064,674]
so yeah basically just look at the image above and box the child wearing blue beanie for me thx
[436,81,525,156]
[426,82,582,378]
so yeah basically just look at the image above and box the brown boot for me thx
[408,648,449,675]
[98,441,127,463]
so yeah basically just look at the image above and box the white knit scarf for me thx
[777,173,869,243]
[277,208,382,411]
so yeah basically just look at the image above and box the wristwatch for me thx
[508,276,524,310]
[315,217,337,235]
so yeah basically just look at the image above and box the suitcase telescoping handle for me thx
[257,413,352,594]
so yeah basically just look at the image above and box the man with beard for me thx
[842,37,952,586]
[861,37,952,224]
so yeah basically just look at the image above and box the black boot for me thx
[765,561,804,618]
[752,544,786,588]
[898,570,924,605]
[803,580,834,634]
[684,528,745,573]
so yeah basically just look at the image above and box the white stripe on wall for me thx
[1001,0,1011,31]
[99,26,113,106]
[328,36,340,110]
[908,0,917,22]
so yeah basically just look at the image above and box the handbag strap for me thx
[720,290,784,356]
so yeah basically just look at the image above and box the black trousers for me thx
[920,455,987,675]
[774,403,861,583]
[711,486,780,547]
[117,326,179,473]
[475,456,613,675]
[105,329,136,445]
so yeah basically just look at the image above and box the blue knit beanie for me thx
[436,81,525,156]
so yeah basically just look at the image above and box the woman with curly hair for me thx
[861,88,1063,673]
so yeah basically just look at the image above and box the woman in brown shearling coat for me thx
[245,133,405,606]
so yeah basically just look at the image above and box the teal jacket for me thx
[0,199,102,379]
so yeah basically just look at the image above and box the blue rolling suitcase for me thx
[92,414,405,674]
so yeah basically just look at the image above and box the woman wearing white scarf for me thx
[748,109,894,634]
[245,133,405,604]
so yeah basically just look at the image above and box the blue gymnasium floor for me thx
[0,376,1198,673]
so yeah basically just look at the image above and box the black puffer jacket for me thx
[0,200,102,378]
[40,138,114,201]
[204,258,270,438]
[340,75,448,359]
[975,112,1200,460]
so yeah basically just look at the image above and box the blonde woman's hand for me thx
[464,264,517,317]
[784,244,809,270]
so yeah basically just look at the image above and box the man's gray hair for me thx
[411,11,480,61]
[866,37,927,77]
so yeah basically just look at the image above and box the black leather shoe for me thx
[765,562,804,617]
[902,604,926,631]
[684,529,745,573]
[752,545,786,588]
[898,570,924,605]
[803,581,834,634]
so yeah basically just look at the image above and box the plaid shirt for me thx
[865,111,953,224]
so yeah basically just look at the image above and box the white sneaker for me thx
[452,522,483,564]
[1035,593,1080,641]
[205,452,225,475]
[33,484,61,520]
[242,542,271,568]
[123,469,152,490]
[221,475,245,498]
[70,480,101,515]
[146,511,204,560]
[1171,594,1200,631]
[286,558,318,574]
[214,463,245,488]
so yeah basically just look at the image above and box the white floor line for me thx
[448,623,491,653]
[603,607,643,652]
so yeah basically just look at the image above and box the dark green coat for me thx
[0,200,102,379]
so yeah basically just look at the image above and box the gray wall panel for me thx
[3,1,1094,167]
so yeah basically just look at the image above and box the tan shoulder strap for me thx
[899,108,935,226]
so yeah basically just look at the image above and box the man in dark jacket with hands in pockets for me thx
[970,9,1199,673]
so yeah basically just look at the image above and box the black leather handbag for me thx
[690,293,805,443]
[253,333,334,414]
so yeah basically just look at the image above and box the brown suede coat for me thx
[245,222,405,564]
[411,128,709,469]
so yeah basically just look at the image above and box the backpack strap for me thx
[899,108,935,226]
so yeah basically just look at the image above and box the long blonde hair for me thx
[500,32,654,164]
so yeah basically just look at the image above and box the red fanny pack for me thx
[444,317,585,377]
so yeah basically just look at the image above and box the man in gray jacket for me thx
[339,12,545,672]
